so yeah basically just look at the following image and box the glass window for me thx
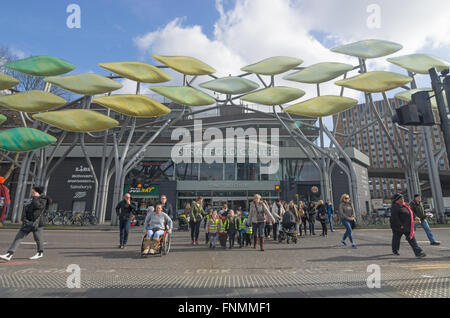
[237,162,260,181]
[224,163,236,181]
[176,163,199,181]
[200,163,223,181]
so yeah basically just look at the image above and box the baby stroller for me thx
[278,211,298,244]
[177,213,189,232]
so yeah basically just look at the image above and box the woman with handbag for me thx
[0,186,50,261]
[339,194,357,249]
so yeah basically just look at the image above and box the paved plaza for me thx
[0,225,449,298]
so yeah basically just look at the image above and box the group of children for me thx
[204,206,253,249]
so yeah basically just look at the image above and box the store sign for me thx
[67,165,95,192]
[124,185,160,197]
[311,186,319,194]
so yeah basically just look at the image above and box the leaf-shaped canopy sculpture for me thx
[283,62,354,84]
[0,90,66,113]
[45,74,123,95]
[331,39,403,59]
[153,55,216,76]
[284,96,359,118]
[387,54,450,75]
[335,71,413,93]
[150,86,216,107]
[241,56,303,75]
[93,95,172,118]
[33,110,119,133]
[0,128,57,152]
[395,89,447,108]
[5,56,75,76]
[0,73,19,90]
[0,114,6,126]
[98,61,172,83]
[241,87,306,106]
[199,77,259,95]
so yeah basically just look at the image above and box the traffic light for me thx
[392,91,435,126]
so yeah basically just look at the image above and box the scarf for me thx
[402,202,415,240]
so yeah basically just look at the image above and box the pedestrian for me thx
[409,195,440,246]
[116,193,137,249]
[307,202,317,236]
[288,200,301,237]
[271,199,285,241]
[160,195,174,220]
[299,201,308,236]
[219,203,229,216]
[0,186,51,261]
[339,194,357,248]
[184,203,191,218]
[238,211,249,248]
[204,208,213,245]
[227,210,239,249]
[206,210,219,249]
[317,200,328,237]
[248,194,276,251]
[390,194,426,258]
[0,177,11,226]
[142,204,173,254]
[326,199,334,232]
[218,212,229,249]
[190,196,205,245]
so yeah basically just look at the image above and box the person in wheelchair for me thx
[143,204,173,255]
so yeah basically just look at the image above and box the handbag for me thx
[21,218,40,232]
[350,219,356,229]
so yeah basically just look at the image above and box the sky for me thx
[1,0,450,136]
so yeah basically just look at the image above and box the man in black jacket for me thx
[116,193,137,249]
[0,186,50,261]
[390,193,426,258]
[160,195,174,220]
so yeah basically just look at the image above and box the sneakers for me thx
[0,253,13,261]
[195,240,199,245]
[341,240,347,246]
[393,251,400,256]
[416,252,426,258]
[29,252,43,260]
[192,241,195,245]
[352,245,358,249]
[430,242,441,246]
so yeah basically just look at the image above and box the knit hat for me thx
[414,194,421,199]
[33,186,44,195]
[0,177,4,184]
[242,211,247,218]
[391,193,404,203]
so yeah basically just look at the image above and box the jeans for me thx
[328,214,334,232]
[308,220,315,235]
[190,220,201,242]
[8,227,44,254]
[252,222,265,239]
[209,232,218,248]
[1,203,10,223]
[414,219,436,243]
[341,218,354,244]
[229,232,236,248]
[301,218,308,235]
[146,230,164,240]
[392,230,423,255]
[119,219,131,246]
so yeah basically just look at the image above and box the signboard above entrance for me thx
[124,185,160,198]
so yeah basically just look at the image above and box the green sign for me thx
[124,185,160,198]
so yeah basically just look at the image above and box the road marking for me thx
[0,261,32,266]
[20,242,47,245]
[409,264,450,270]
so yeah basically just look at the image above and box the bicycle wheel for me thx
[163,234,171,255]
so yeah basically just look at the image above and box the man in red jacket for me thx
[0,177,11,226]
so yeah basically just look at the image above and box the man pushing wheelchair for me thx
[142,204,173,255]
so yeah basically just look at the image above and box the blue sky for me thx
[0,0,224,73]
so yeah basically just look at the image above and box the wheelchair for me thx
[140,228,171,257]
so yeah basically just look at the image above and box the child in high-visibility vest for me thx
[205,210,219,249]
[238,212,252,248]
[204,209,213,245]
[218,212,229,249]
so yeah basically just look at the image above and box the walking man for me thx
[409,195,440,246]
[116,193,137,249]
[390,193,426,258]
[160,195,174,220]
